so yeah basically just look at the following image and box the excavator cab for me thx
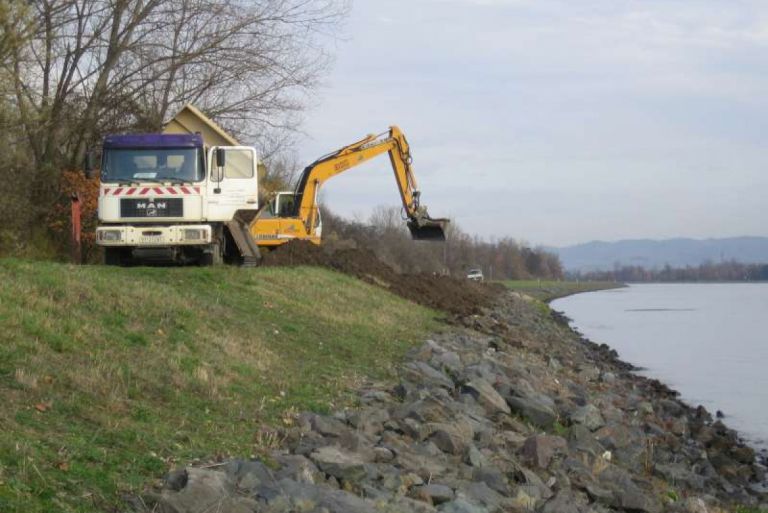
[271,192,297,217]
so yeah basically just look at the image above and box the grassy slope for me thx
[0,260,441,512]
[502,279,622,302]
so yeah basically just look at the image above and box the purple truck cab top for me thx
[103,133,204,149]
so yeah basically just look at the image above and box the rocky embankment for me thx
[131,291,768,513]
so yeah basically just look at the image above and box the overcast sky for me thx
[296,0,768,247]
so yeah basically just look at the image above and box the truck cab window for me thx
[223,149,254,179]
[102,148,204,183]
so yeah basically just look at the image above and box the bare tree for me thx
[0,1,32,66]
[259,151,301,202]
[0,0,347,244]
[0,2,37,250]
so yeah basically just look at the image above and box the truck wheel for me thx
[200,243,223,266]
[104,247,128,266]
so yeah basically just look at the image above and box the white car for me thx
[466,268,484,282]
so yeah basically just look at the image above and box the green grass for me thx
[502,279,622,302]
[552,420,569,437]
[0,259,441,512]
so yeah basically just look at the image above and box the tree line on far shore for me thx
[572,261,768,282]
[321,206,564,280]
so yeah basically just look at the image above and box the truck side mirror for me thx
[215,148,226,170]
[84,151,95,179]
[213,148,226,193]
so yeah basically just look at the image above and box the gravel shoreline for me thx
[130,290,768,513]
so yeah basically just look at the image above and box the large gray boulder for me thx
[309,446,368,482]
[462,379,511,417]
[505,396,557,429]
[434,350,463,373]
[567,424,606,457]
[472,466,511,497]
[430,424,472,455]
[519,434,567,469]
[316,487,379,513]
[654,463,707,490]
[154,468,256,513]
[598,465,661,513]
[540,489,591,513]
[403,361,455,389]
[569,404,605,431]
[415,483,455,505]
[438,498,489,513]
[516,467,554,502]
[272,454,322,484]
[456,481,509,511]
[309,413,349,438]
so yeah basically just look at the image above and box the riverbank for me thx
[503,280,624,302]
[552,283,768,458]
[137,288,768,513]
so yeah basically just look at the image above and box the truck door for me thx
[206,146,259,221]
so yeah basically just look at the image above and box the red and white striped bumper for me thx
[98,185,204,223]
[102,186,201,196]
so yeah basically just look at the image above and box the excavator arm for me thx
[290,126,448,241]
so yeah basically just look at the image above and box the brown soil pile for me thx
[261,241,500,316]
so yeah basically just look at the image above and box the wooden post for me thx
[70,193,82,264]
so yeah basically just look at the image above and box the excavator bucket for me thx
[407,218,448,241]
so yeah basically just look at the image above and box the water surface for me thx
[552,283,768,451]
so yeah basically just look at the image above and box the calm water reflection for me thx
[552,283,768,451]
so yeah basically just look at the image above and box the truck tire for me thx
[104,247,129,266]
[200,242,223,266]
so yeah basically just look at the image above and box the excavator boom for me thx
[250,126,447,247]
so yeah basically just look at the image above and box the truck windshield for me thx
[102,148,203,183]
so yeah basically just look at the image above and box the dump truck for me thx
[90,105,446,265]
[91,105,261,265]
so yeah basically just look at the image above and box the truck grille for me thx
[120,198,183,218]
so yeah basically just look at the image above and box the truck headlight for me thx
[183,229,204,241]
[99,230,122,242]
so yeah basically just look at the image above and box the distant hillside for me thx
[555,236,768,272]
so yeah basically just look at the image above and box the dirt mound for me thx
[261,241,500,316]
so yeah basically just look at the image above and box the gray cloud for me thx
[297,0,768,245]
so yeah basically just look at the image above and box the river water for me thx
[552,283,768,451]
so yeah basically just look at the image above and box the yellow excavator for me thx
[249,126,448,248]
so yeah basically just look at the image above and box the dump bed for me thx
[163,104,239,147]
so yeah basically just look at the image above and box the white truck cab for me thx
[93,106,261,265]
